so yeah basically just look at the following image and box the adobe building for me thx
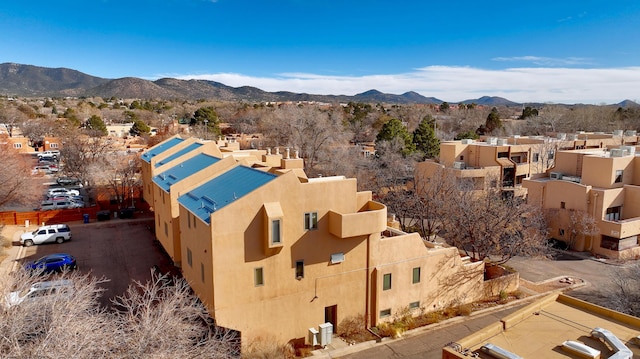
[524,146,640,259]
[443,293,640,358]
[141,137,518,346]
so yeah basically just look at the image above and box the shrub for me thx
[338,314,376,344]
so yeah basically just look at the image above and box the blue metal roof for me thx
[155,142,203,168]
[153,153,221,192]
[141,137,184,163]
[178,166,278,224]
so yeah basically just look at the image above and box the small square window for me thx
[295,260,304,279]
[532,153,539,162]
[560,202,566,209]
[412,267,421,284]
[615,170,623,183]
[383,273,392,291]
[304,212,318,230]
[255,267,264,286]
[13,143,22,148]
[330,253,344,264]
[409,301,420,309]
[559,229,565,236]
[380,309,391,318]
[187,248,192,267]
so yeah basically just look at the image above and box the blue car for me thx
[24,253,78,274]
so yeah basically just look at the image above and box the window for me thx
[187,248,192,267]
[50,143,59,148]
[548,151,555,160]
[13,143,22,149]
[201,263,205,282]
[330,253,345,264]
[164,222,168,236]
[498,152,509,158]
[271,219,281,244]
[459,155,464,161]
[304,212,318,230]
[254,267,264,286]
[560,201,566,209]
[295,260,304,279]
[615,170,623,183]
[532,153,539,162]
[412,267,421,284]
[409,301,420,309]
[559,229,565,237]
[187,212,191,228]
[383,273,392,291]
[380,309,391,318]
[606,206,622,221]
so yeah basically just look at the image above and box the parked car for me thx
[38,156,58,163]
[47,188,80,197]
[32,166,53,175]
[3,279,74,308]
[20,224,72,246]
[40,200,75,211]
[37,150,60,159]
[24,253,77,274]
[57,177,81,186]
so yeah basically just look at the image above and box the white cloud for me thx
[174,66,640,104]
[492,56,594,66]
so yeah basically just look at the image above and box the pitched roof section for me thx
[155,142,203,168]
[140,137,184,163]
[153,153,221,192]
[179,166,278,224]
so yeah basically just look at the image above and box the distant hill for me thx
[0,63,109,96]
[460,96,519,107]
[2,62,610,107]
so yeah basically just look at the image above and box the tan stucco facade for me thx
[524,147,640,259]
[140,137,513,346]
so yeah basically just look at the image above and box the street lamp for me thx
[203,119,208,139]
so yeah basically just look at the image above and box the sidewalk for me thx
[0,224,29,277]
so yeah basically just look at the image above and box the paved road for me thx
[334,303,526,359]
[16,217,177,307]
[335,251,632,359]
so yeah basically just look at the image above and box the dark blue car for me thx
[25,253,77,274]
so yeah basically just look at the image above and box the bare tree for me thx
[0,139,42,208]
[0,269,240,358]
[545,208,599,250]
[90,154,142,209]
[440,183,548,265]
[608,263,640,317]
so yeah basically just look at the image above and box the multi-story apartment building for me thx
[141,137,517,345]
[524,145,640,259]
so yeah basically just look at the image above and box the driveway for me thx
[15,216,179,307]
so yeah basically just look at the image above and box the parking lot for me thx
[13,216,179,307]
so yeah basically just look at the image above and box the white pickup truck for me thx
[37,150,60,158]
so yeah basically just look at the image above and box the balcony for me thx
[328,201,387,238]
[600,217,640,239]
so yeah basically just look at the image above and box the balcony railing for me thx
[600,217,640,239]
[328,201,387,238]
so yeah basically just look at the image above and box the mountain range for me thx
[0,63,637,107]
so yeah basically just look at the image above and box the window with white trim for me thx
[304,212,318,230]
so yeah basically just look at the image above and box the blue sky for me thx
[2,0,640,104]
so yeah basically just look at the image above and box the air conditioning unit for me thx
[486,137,498,145]
[461,138,474,144]
[610,149,624,157]
[496,138,508,146]
[308,328,319,346]
[624,130,637,136]
[318,322,333,346]
[550,172,563,180]
[453,161,466,169]
[569,134,579,140]
[613,129,624,136]
[620,146,636,155]
[557,133,567,140]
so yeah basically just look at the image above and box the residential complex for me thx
[524,145,640,259]
[141,135,516,345]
